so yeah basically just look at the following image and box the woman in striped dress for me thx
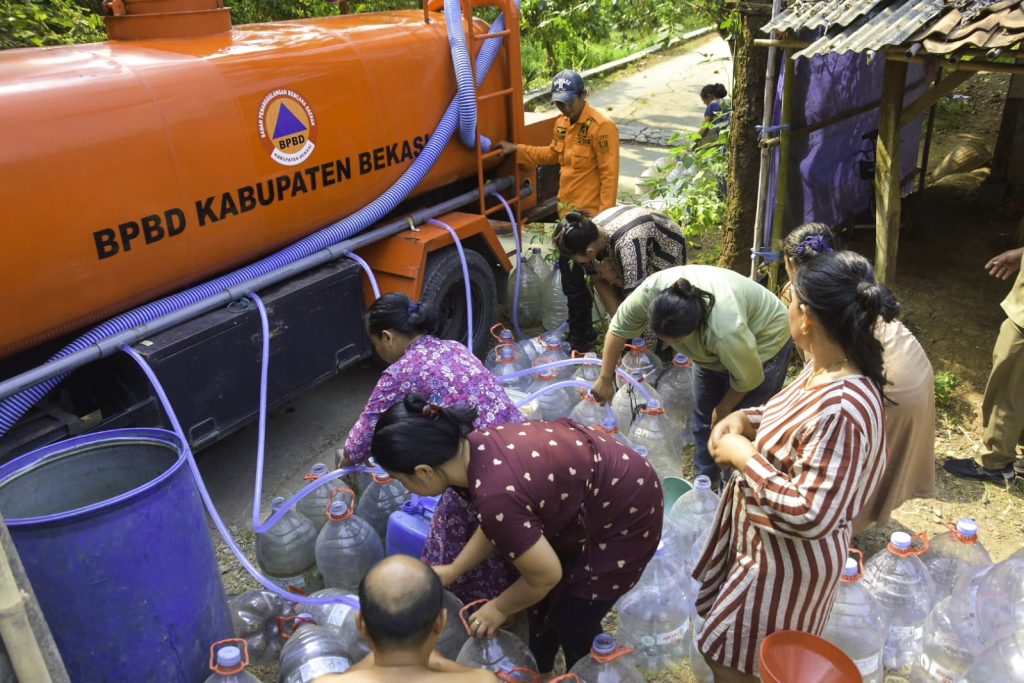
[695,251,897,681]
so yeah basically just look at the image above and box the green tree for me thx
[520,0,611,71]
[1,0,104,48]
[226,0,340,24]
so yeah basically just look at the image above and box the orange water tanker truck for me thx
[0,0,560,459]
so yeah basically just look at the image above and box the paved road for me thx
[197,33,734,530]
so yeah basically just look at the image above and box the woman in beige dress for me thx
[781,224,936,532]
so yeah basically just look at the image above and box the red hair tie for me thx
[422,403,443,420]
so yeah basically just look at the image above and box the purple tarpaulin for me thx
[762,49,927,248]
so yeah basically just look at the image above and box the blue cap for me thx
[551,69,585,104]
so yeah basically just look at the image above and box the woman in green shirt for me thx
[591,265,792,486]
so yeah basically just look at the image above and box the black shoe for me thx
[943,457,1015,484]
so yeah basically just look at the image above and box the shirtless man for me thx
[314,555,496,683]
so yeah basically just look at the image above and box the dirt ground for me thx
[213,73,1023,683]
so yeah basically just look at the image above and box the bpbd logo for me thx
[257,89,318,166]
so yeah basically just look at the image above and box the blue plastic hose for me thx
[445,0,494,151]
[344,251,382,300]
[426,218,474,352]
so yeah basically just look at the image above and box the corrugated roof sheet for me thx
[765,0,1024,58]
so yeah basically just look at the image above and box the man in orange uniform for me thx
[498,69,620,352]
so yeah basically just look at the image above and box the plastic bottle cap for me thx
[310,463,328,476]
[217,645,242,668]
[271,496,286,510]
[401,499,420,514]
[640,636,656,646]
[329,501,349,516]
[843,557,859,576]
[602,417,617,429]
[592,633,616,655]
[584,352,597,358]
[956,517,979,538]
[890,531,912,551]
[500,330,514,341]
[694,475,712,490]
[631,338,646,348]
[647,399,662,410]
[499,346,516,359]
[673,353,690,365]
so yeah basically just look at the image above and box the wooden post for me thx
[918,70,941,191]
[875,59,907,285]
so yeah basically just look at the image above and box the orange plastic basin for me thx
[759,630,861,683]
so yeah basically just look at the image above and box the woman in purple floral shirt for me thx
[339,292,525,603]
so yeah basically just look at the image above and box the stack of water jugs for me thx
[229,463,480,676]
[820,519,1022,682]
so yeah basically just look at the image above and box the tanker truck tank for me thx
[0,10,511,359]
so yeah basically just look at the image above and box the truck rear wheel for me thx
[421,247,496,358]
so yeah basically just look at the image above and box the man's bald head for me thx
[358,555,444,649]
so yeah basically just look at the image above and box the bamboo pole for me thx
[749,0,784,279]
[768,51,795,291]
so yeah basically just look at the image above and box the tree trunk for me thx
[718,1,773,273]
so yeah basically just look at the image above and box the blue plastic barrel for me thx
[386,494,438,557]
[0,428,232,681]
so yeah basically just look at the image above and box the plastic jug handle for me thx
[591,643,634,663]
[497,667,541,683]
[459,598,489,635]
[276,614,315,640]
[888,531,930,556]
[945,521,979,544]
[490,323,507,342]
[840,548,865,584]
[209,638,249,675]
[326,486,357,518]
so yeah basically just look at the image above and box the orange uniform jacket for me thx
[517,102,620,217]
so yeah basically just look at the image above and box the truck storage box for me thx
[136,259,371,450]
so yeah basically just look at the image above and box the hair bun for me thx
[671,278,694,297]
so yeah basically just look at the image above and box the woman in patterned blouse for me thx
[371,395,663,674]
[338,292,524,604]
[696,251,896,681]
[552,205,687,317]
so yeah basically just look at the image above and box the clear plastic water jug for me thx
[256,496,321,593]
[920,518,992,599]
[228,590,293,666]
[619,338,662,385]
[296,463,334,531]
[569,390,607,428]
[204,640,262,683]
[506,248,545,328]
[386,494,438,558]
[688,617,714,683]
[959,631,1024,682]
[615,542,691,673]
[946,553,1024,654]
[304,588,371,663]
[542,260,570,332]
[486,344,532,392]
[654,354,695,444]
[485,324,518,367]
[612,369,661,429]
[436,590,470,660]
[568,633,646,682]
[909,597,976,683]
[455,600,539,676]
[533,332,572,380]
[666,475,718,588]
[518,326,569,366]
[821,556,887,683]
[862,531,936,671]
[627,399,682,479]
[571,351,602,384]
[526,367,577,420]
[277,614,352,683]
[355,473,410,544]
[316,491,385,592]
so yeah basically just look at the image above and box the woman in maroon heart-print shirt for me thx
[371,393,663,674]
